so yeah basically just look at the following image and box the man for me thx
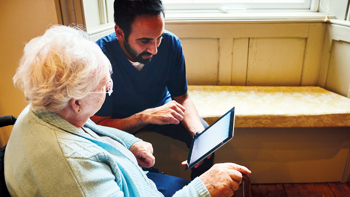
[91,0,213,179]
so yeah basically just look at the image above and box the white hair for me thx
[13,25,112,112]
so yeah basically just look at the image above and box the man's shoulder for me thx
[96,32,118,49]
[163,30,180,42]
[160,30,182,52]
[95,32,124,60]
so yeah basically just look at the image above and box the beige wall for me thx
[0,0,59,147]
[165,22,326,87]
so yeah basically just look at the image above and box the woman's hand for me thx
[199,163,251,197]
[129,141,155,168]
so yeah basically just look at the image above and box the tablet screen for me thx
[186,107,235,171]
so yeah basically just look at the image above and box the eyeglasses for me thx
[90,79,113,96]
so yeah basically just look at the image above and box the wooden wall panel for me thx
[215,127,350,183]
[232,38,249,85]
[181,38,219,85]
[136,127,350,183]
[301,23,326,85]
[325,41,350,96]
[247,38,306,86]
[218,38,234,85]
[318,24,334,87]
[166,23,309,38]
[319,23,350,97]
[165,22,325,86]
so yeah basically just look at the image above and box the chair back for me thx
[0,115,17,197]
[0,115,17,128]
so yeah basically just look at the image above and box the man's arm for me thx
[173,92,205,137]
[91,114,147,134]
[91,101,186,133]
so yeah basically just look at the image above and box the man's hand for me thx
[142,101,185,125]
[129,141,155,168]
[199,163,251,197]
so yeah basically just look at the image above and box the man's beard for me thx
[124,40,153,64]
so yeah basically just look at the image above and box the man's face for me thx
[123,38,153,64]
[118,14,165,64]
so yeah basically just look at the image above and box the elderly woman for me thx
[5,25,250,197]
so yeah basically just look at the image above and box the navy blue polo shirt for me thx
[95,30,188,119]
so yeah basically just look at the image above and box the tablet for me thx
[185,107,235,171]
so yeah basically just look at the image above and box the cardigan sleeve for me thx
[173,177,211,197]
[65,156,125,196]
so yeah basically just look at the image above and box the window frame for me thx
[163,0,319,12]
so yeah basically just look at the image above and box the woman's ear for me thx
[69,98,81,113]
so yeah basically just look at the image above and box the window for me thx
[163,0,323,21]
[163,0,318,12]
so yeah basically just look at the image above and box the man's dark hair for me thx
[114,0,164,39]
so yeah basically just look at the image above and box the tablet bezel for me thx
[185,107,235,171]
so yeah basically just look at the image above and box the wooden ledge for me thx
[188,86,350,128]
